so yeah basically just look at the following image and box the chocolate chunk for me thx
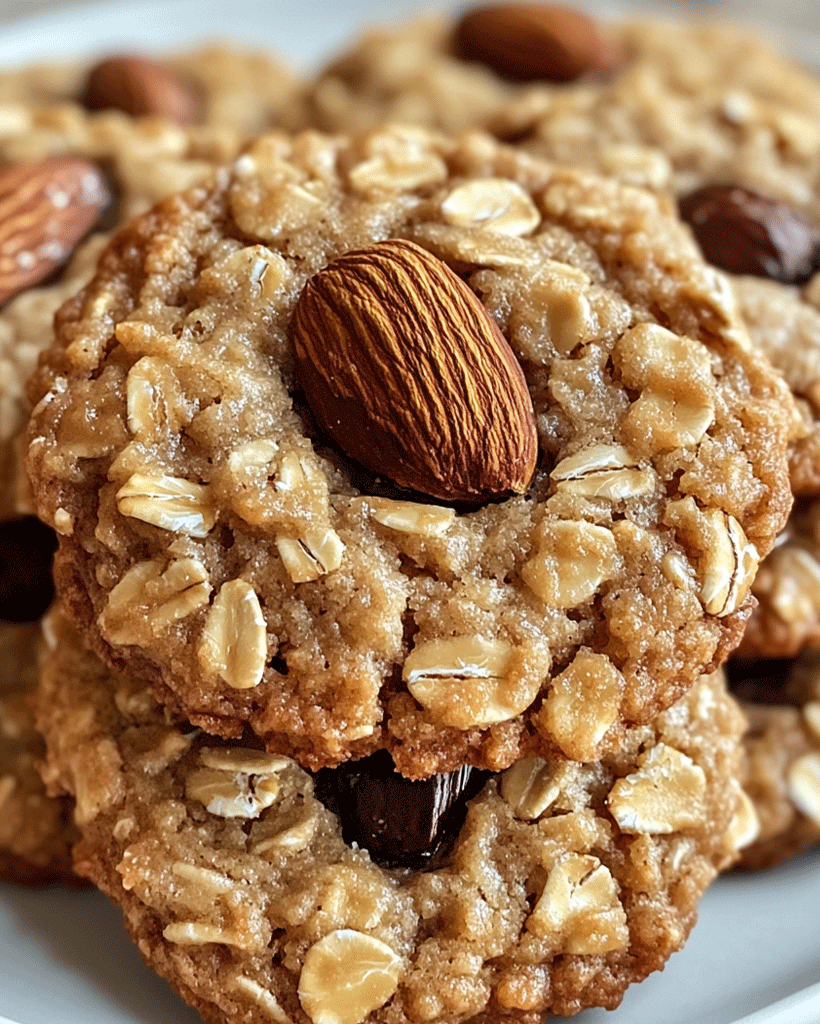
[726,658,796,707]
[678,184,820,284]
[313,750,489,869]
[0,516,56,622]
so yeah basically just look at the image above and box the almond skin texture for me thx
[82,55,199,124]
[291,238,538,504]
[456,3,624,83]
[0,156,109,306]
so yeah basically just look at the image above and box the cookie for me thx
[292,10,820,663]
[730,277,820,657]
[26,126,794,777]
[0,44,296,885]
[0,620,77,885]
[0,47,296,471]
[0,44,295,137]
[738,497,820,658]
[284,15,520,137]
[728,654,820,870]
[36,610,748,1022]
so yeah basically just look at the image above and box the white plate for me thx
[1,2,819,1023]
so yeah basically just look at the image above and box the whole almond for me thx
[82,55,199,124]
[455,3,624,83]
[0,157,109,306]
[291,238,538,504]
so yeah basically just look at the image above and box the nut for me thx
[455,4,624,83]
[198,579,267,690]
[607,743,706,834]
[82,54,198,123]
[298,929,402,1024]
[526,854,628,954]
[0,156,109,305]
[291,238,537,503]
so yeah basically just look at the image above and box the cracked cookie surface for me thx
[36,612,747,1023]
[26,127,794,776]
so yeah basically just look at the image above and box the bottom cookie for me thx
[0,621,77,886]
[37,611,748,1023]
[729,654,820,871]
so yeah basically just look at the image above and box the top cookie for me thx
[292,12,820,499]
[27,127,794,776]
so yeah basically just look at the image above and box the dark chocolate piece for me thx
[678,183,820,285]
[313,750,489,869]
[0,516,56,622]
[726,658,795,707]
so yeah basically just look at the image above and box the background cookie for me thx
[0,44,295,137]
[729,653,820,869]
[26,127,794,777]
[36,611,748,1023]
[739,498,820,658]
[0,621,76,885]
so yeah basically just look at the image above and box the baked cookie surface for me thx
[27,127,794,776]
[36,612,747,1023]
[729,654,820,869]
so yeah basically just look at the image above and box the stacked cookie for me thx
[23,105,793,1024]
[2,5,819,1024]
